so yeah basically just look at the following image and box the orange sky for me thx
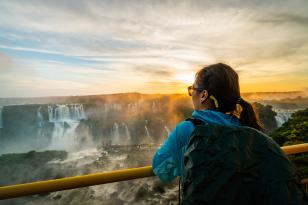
[0,1,307,97]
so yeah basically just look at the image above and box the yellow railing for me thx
[1,143,308,200]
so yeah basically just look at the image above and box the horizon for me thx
[0,90,306,100]
[1,1,308,97]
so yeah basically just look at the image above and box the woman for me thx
[152,63,308,205]
[152,63,262,182]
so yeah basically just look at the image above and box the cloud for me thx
[0,0,308,96]
[255,13,308,27]
[131,65,175,78]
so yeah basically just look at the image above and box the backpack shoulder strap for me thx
[185,118,205,127]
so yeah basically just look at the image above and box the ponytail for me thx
[194,63,264,132]
[238,98,263,131]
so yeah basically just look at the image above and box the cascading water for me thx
[112,122,120,145]
[164,126,171,136]
[145,125,151,140]
[48,104,86,150]
[113,104,122,111]
[274,109,296,127]
[70,104,86,120]
[37,106,44,128]
[122,122,131,143]
[36,106,45,149]
[128,102,138,113]
[144,119,151,143]
[111,122,132,145]
[0,106,3,129]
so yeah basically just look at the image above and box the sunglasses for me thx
[187,85,205,96]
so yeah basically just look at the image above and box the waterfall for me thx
[48,104,86,122]
[274,109,296,127]
[37,106,44,128]
[47,104,86,150]
[145,125,151,140]
[164,126,171,136]
[49,122,80,150]
[36,106,45,149]
[128,102,138,113]
[0,106,3,129]
[113,104,122,111]
[112,122,120,145]
[110,122,132,145]
[71,104,86,120]
[122,122,131,143]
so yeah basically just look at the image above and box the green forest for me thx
[270,108,308,178]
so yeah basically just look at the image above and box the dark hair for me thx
[195,63,263,131]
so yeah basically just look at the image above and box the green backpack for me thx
[183,118,308,205]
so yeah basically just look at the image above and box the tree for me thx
[270,108,308,178]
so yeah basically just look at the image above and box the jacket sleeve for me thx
[152,121,194,182]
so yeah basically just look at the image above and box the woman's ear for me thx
[200,90,209,104]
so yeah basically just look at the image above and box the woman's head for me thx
[189,63,263,131]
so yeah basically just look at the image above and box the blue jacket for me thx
[152,109,241,182]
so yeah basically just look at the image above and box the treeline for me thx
[270,108,308,178]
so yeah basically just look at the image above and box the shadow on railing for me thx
[1,143,308,200]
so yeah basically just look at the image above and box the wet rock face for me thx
[0,95,189,154]
[253,102,278,133]
[0,93,289,155]
[2,105,39,129]
[0,105,51,153]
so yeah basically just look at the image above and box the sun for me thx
[174,72,195,85]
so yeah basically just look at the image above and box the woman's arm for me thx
[152,121,194,182]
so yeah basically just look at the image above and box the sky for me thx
[0,0,308,97]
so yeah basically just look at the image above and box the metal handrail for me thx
[281,143,308,155]
[1,143,308,200]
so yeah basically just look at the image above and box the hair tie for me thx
[210,95,219,109]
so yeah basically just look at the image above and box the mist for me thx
[0,92,307,205]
